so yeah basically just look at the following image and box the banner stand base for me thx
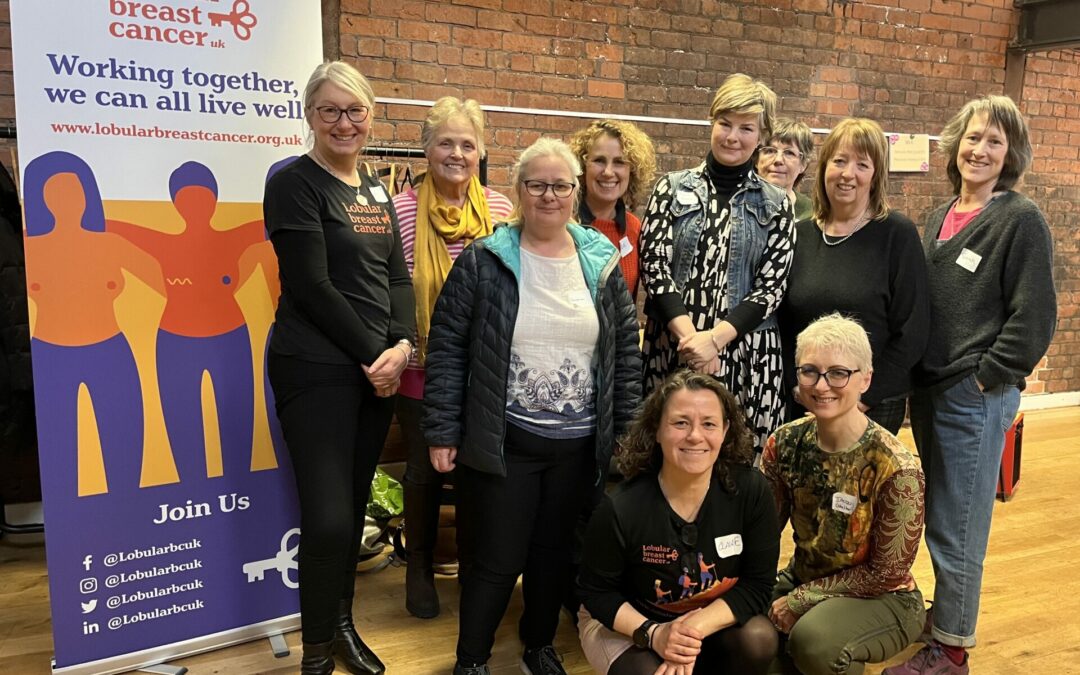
[137,665,188,675]
[268,632,291,658]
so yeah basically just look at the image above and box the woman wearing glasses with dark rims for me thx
[264,61,414,675]
[423,137,640,675]
[777,118,930,435]
[761,313,926,675]
[577,370,780,675]
[755,118,815,222]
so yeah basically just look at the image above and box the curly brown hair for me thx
[618,370,754,492]
[569,119,657,210]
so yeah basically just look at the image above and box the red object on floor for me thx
[997,412,1024,502]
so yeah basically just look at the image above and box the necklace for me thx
[820,211,871,246]
[309,150,365,204]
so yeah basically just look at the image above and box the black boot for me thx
[403,478,441,618]
[300,640,335,675]
[332,600,385,675]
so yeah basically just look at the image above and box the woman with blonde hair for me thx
[424,137,641,675]
[777,118,929,434]
[264,61,414,674]
[884,95,1055,675]
[391,96,512,619]
[640,72,793,454]
[570,119,657,297]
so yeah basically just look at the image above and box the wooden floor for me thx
[3,407,1080,674]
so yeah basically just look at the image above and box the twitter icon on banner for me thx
[81,600,97,614]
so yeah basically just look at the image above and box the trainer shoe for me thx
[882,642,969,675]
[453,662,490,675]
[520,645,566,675]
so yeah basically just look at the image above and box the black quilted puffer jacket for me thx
[422,223,642,482]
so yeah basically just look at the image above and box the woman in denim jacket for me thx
[640,73,794,454]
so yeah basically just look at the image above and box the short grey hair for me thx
[420,97,486,157]
[508,137,582,225]
[795,312,873,373]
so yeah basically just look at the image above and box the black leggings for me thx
[610,615,778,675]
[268,352,394,643]
[455,423,596,664]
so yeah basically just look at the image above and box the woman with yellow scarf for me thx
[391,97,512,619]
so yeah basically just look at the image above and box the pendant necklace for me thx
[309,150,365,204]
[820,211,871,247]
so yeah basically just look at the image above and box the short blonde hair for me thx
[765,118,814,188]
[939,95,1032,195]
[508,137,582,225]
[302,61,375,114]
[568,120,657,210]
[795,312,873,373]
[708,73,777,139]
[813,118,890,224]
[421,97,486,157]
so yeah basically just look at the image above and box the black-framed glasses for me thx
[759,146,802,162]
[796,366,861,388]
[314,105,370,124]
[522,180,575,198]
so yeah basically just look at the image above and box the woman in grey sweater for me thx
[884,95,1056,675]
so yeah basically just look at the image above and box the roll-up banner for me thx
[11,2,321,672]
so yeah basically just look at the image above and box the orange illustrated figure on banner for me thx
[107,161,281,482]
[24,151,170,496]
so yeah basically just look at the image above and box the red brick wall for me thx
[2,1,1076,394]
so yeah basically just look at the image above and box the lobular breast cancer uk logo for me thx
[109,0,258,49]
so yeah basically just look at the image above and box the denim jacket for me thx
[666,164,789,331]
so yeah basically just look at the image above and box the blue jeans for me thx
[909,373,1020,647]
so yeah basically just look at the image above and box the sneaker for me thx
[453,662,491,675]
[882,642,969,675]
[520,645,566,675]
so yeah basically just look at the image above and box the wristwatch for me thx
[632,619,658,649]
[394,338,415,359]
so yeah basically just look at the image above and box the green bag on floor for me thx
[366,467,403,520]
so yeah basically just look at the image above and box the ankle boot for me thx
[333,599,385,675]
[300,640,335,675]
[403,479,441,618]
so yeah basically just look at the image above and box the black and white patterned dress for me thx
[640,168,793,452]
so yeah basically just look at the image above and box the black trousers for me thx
[455,423,596,664]
[268,352,394,643]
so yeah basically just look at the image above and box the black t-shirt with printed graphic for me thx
[579,465,779,629]
[264,155,415,365]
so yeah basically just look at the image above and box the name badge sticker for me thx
[675,191,698,206]
[370,184,390,203]
[832,492,858,515]
[714,533,744,559]
[619,236,633,258]
[956,248,982,273]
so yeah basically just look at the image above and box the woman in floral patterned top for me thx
[761,313,926,674]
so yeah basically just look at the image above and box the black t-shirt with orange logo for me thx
[579,465,779,629]
[265,155,414,365]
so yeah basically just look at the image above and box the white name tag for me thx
[619,236,633,258]
[832,492,858,515]
[676,191,698,205]
[568,289,592,308]
[370,184,389,203]
[956,248,981,273]
[714,533,743,558]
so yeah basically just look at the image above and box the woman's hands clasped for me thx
[363,345,410,397]
[651,613,704,675]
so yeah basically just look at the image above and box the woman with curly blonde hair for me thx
[570,119,657,297]
[578,369,779,675]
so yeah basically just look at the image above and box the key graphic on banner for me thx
[242,528,299,588]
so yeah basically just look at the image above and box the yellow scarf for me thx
[413,173,493,363]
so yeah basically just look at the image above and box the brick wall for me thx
[1,1,1076,394]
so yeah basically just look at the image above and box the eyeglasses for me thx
[314,105,370,124]
[522,180,575,198]
[796,366,861,388]
[759,146,803,162]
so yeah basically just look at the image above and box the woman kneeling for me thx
[578,370,780,675]
[762,313,926,675]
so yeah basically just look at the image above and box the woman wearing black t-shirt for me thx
[263,61,415,675]
[578,370,779,675]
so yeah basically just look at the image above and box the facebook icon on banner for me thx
[82,555,93,571]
